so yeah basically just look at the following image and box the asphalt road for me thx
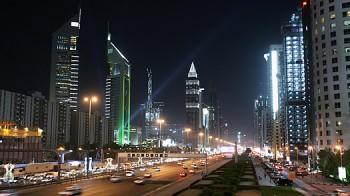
[16,158,223,196]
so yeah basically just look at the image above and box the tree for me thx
[318,148,338,177]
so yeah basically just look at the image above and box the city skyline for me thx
[0,0,300,138]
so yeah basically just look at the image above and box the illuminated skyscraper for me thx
[282,10,309,153]
[185,62,202,148]
[105,31,131,145]
[49,9,81,110]
[264,44,284,151]
[143,69,162,141]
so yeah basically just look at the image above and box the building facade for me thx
[264,45,284,153]
[0,123,43,163]
[185,62,202,148]
[282,10,309,153]
[105,31,131,145]
[49,10,81,110]
[306,0,350,151]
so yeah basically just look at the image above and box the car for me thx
[144,173,152,178]
[139,167,146,171]
[276,178,293,186]
[332,189,350,196]
[125,171,134,177]
[153,167,160,172]
[179,171,187,177]
[191,164,198,169]
[177,162,183,165]
[189,169,195,174]
[59,184,82,195]
[182,165,188,169]
[110,175,122,183]
[133,177,145,185]
[0,189,18,196]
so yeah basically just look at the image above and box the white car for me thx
[125,171,134,177]
[133,177,145,185]
[143,173,152,178]
[59,184,82,195]
[139,168,146,171]
[110,175,122,183]
[153,167,160,172]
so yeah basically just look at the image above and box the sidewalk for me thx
[252,158,275,186]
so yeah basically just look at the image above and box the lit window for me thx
[344,20,350,26]
[330,14,336,20]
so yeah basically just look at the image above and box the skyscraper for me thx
[254,96,269,149]
[185,62,202,148]
[105,31,131,145]
[49,9,81,110]
[281,10,309,153]
[264,44,284,152]
[143,69,163,142]
[305,0,350,151]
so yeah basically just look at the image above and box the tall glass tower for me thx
[49,10,81,111]
[282,10,309,153]
[105,31,131,145]
[185,62,201,148]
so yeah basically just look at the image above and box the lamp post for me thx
[157,119,164,148]
[308,146,313,171]
[198,132,204,152]
[83,96,97,177]
[336,145,343,167]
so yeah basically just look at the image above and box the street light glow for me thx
[84,97,89,102]
[198,132,204,137]
[157,119,165,124]
[92,96,98,102]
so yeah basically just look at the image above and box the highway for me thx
[16,157,225,196]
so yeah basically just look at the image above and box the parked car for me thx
[276,178,293,186]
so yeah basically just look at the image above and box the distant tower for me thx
[104,29,131,145]
[49,8,81,110]
[185,62,201,148]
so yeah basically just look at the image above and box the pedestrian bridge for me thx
[117,152,207,159]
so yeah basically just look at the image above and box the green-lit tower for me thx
[105,30,131,145]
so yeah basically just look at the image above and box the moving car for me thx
[133,177,145,185]
[276,178,293,186]
[144,173,152,178]
[189,169,195,174]
[139,168,146,171]
[0,189,18,196]
[125,171,134,177]
[182,165,188,169]
[59,184,82,195]
[153,167,160,172]
[179,171,187,177]
[110,175,122,183]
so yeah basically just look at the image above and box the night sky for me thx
[0,0,300,136]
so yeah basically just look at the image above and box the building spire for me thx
[107,21,111,41]
[188,62,198,78]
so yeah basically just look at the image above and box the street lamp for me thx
[336,145,343,167]
[198,132,204,151]
[84,96,98,146]
[83,96,97,177]
[308,146,313,171]
[157,119,165,148]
